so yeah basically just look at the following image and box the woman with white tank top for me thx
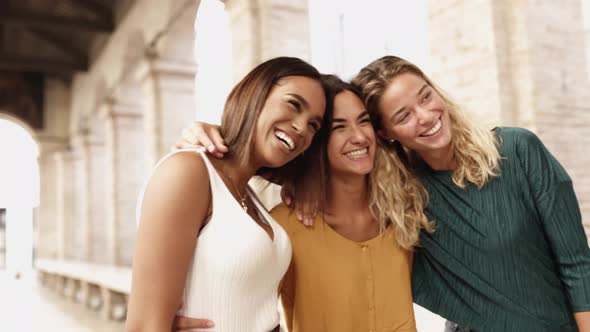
[125,57,327,332]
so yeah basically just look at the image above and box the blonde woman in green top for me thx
[174,57,590,332]
[352,55,590,332]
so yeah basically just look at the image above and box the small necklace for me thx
[228,174,248,212]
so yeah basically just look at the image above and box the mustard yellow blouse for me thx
[271,204,416,332]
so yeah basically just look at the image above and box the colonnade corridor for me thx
[0,271,124,331]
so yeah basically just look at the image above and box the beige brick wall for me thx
[225,0,310,81]
[428,0,504,126]
[428,0,590,232]
[526,1,590,228]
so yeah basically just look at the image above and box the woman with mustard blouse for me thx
[270,74,431,332]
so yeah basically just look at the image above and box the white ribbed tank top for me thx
[136,149,292,331]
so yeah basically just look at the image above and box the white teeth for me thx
[345,148,368,159]
[275,131,295,150]
[421,120,441,137]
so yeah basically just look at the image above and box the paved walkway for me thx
[0,270,124,332]
[0,269,445,331]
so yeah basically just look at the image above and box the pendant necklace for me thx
[228,174,248,212]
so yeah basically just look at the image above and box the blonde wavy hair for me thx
[352,55,501,190]
[369,143,432,249]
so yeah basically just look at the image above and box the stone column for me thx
[36,153,58,259]
[101,99,145,266]
[134,0,199,167]
[54,150,74,260]
[87,119,108,264]
[70,132,107,263]
[224,0,311,80]
[138,55,197,167]
[70,134,91,261]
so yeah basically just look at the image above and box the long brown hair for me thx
[220,57,324,171]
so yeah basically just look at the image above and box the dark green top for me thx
[412,127,590,332]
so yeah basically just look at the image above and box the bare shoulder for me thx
[139,150,212,232]
[149,151,209,193]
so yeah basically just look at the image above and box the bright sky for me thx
[308,0,431,79]
[0,119,39,208]
[193,0,233,124]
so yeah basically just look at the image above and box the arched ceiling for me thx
[0,0,121,129]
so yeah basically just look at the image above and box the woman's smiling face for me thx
[253,75,326,168]
[377,72,452,158]
[326,90,376,177]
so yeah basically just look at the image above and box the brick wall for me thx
[428,0,590,234]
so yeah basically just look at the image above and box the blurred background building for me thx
[0,0,589,330]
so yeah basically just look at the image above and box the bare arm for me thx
[576,312,590,332]
[173,315,214,330]
[125,152,211,332]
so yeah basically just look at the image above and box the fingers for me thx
[281,191,292,207]
[172,140,185,151]
[295,210,303,222]
[173,315,215,330]
[302,201,319,226]
[206,125,229,154]
[294,204,316,226]
[189,122,227,158]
